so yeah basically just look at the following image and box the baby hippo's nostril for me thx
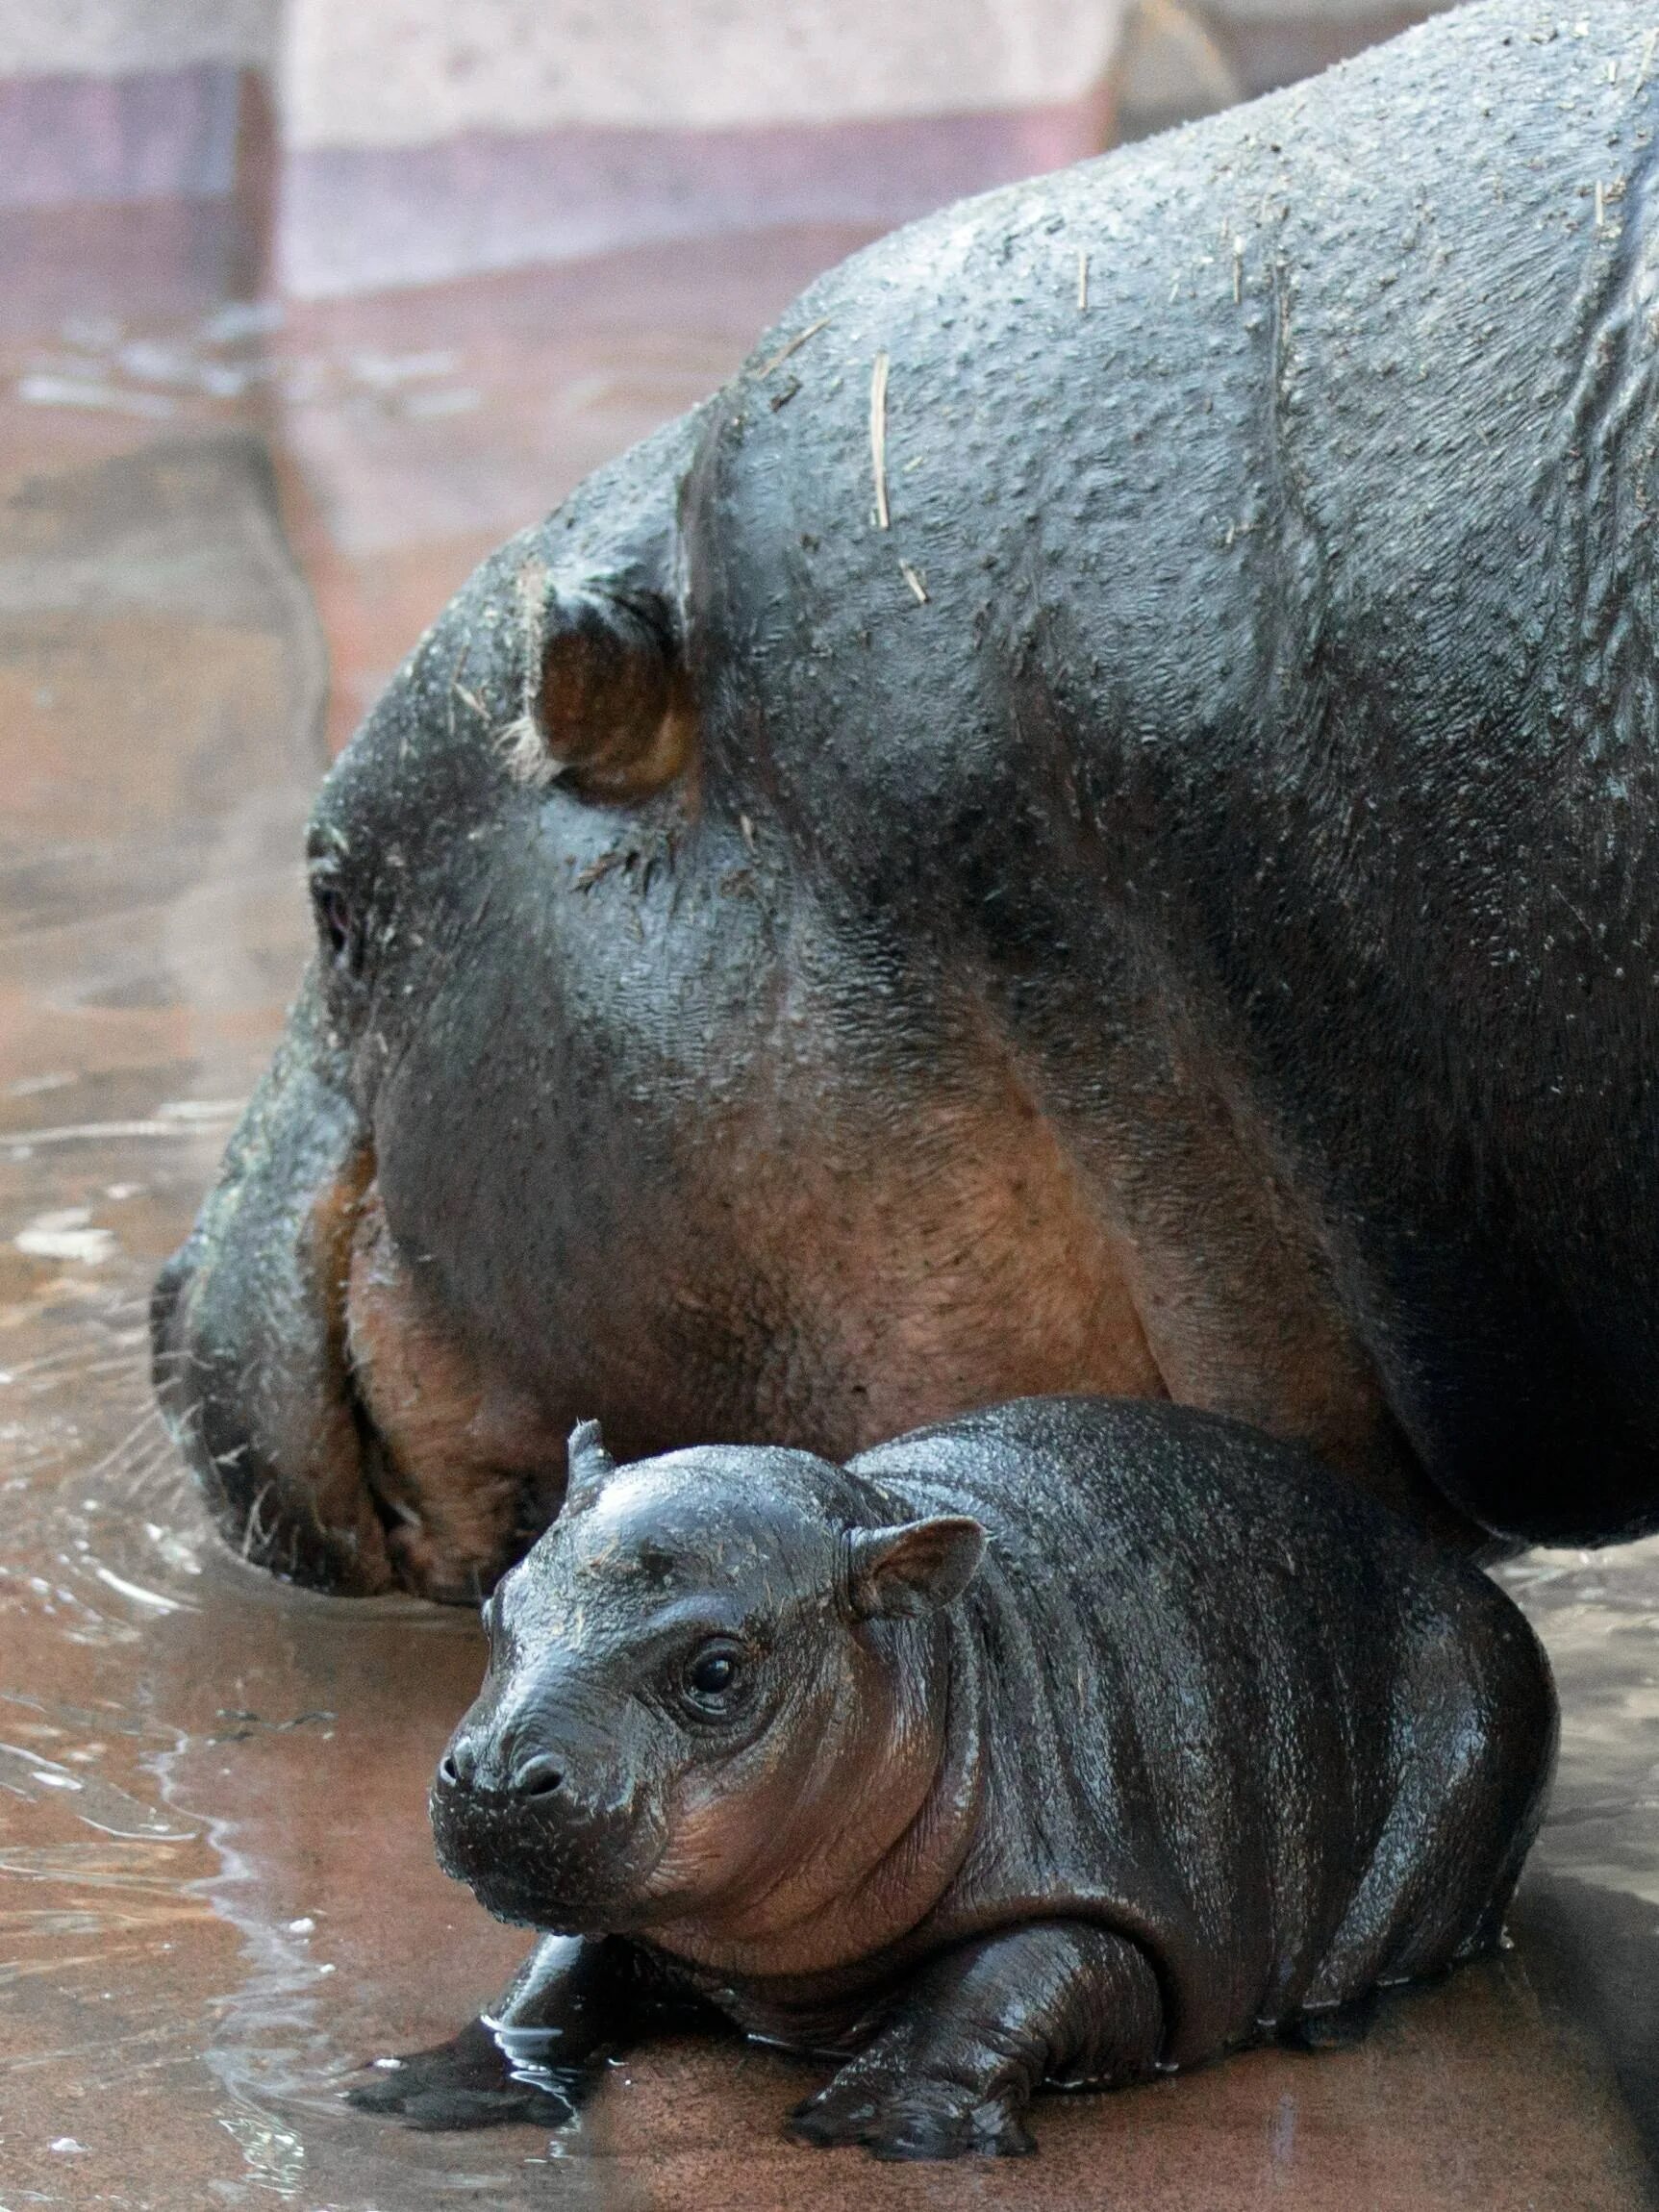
[513,1754,565,1799]
[439,1739,477,1790]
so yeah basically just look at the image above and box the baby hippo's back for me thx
[851,1396,1557,2068]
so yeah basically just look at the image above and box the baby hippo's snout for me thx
[430,1666,666,1935]
[437,1732,566,1801]
[429,1521,681,1937]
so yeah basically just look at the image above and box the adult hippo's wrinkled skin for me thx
[157,0,1659,1599]
[355,1398,1555,2158]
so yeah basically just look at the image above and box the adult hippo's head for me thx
[151,406,1167,1601]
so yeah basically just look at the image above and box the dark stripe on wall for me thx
[0,63,244,209]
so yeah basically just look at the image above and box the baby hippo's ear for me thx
[563,1419,616,1514]
[842,1517,986,1621]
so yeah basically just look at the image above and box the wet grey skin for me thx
[349,1398,1557,2161]
[155,0,1659,1610]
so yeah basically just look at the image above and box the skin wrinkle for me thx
[648,1619,981,1977]
[1553,117,1659,716]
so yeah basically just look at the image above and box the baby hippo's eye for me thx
[679,1638,743,1716]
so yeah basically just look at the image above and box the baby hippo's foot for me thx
[788,1921,1164,2162]
[792,2049,1036,2160]
[345,2017,582,2130]
[1280,1989,1380,2052]
[348,1934,650,2132]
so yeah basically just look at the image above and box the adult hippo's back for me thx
[155,0,1659,1598]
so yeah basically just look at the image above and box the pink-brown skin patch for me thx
[344,1182,572,1601]
[306,1004,1447,1602]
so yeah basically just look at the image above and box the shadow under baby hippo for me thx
[349,1396,1556,2161]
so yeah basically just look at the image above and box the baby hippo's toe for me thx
[789,2069,1036,2161]
[1281,1990,1380,2052]
[344,2017,580,2131]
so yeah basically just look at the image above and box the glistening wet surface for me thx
[3,239,1659,2212]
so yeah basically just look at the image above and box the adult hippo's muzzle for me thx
[152,970,565,1601]
[151,972,395,1592]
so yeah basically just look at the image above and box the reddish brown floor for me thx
[2,217,1658,2212]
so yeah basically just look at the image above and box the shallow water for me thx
[3,248,1659,2212]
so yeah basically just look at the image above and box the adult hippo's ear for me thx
[563,1418,617,1514]
[503,583,693,802]
[842,1517,987,1621]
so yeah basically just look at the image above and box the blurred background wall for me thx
[1,0,1440,307]
[0,0,1447,745]
[277,0,1125,294]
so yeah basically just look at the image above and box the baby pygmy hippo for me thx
[370,1397,1556,2160]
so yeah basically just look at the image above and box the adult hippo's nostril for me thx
[513,1754,566,1799]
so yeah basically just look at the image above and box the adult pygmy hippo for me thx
[158,0,1659,1601]
[356,1399,1555,2159]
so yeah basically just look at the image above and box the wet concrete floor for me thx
[4,233,1659,2212]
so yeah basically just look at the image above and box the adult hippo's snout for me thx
[152,971,566,1600]
[151,974,393,1593]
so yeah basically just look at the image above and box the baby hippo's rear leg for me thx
[788,1922,1162,2161]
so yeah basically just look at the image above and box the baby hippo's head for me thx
[430,1422,984,1940]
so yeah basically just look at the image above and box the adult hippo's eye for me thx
[677,1638,744,1718]
[312,880,362,977]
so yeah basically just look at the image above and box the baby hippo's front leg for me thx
[347,1933,643,2129]
[788,1922,1163,2160]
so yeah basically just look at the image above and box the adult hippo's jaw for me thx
[148,897,1187,1602]
[150,969,570,1599]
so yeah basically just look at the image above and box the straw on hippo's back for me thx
[356,1396,1555,2160]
